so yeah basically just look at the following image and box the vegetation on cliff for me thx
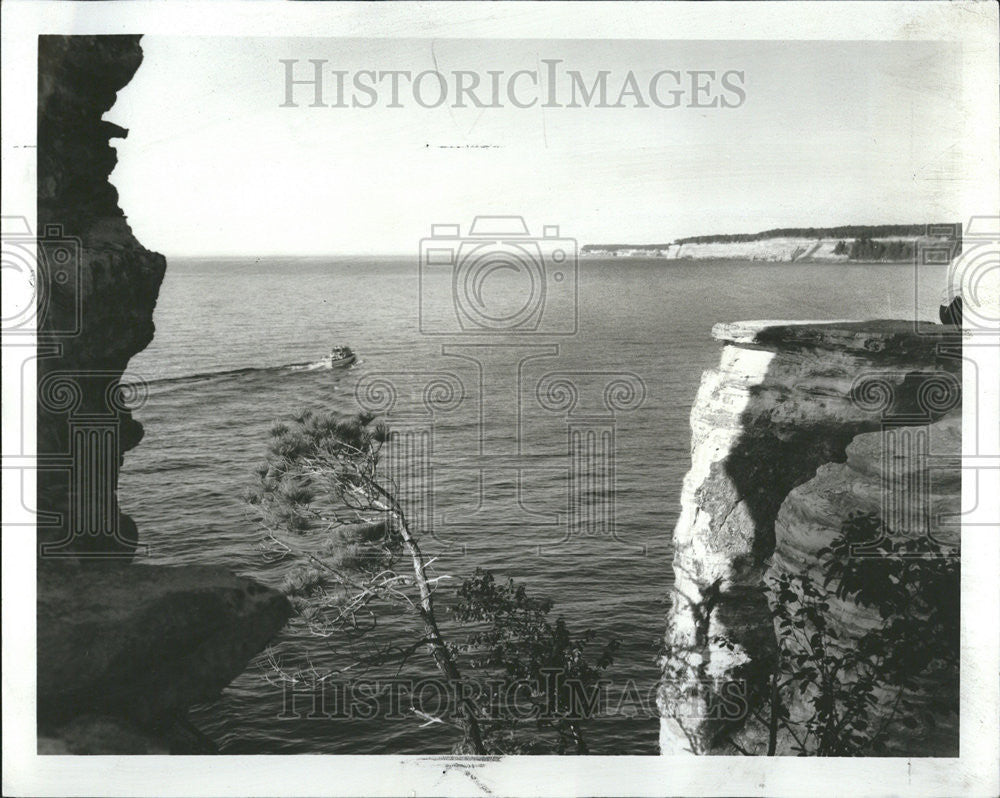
[833,237,918,261]
[753,511,959,756]
[659,321,961,757]
[673,224,945,246]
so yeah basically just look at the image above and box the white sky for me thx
[108,37,970,255]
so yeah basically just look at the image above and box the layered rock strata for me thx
[659,319,961,754]
[754,411,960,756]
[583,231,960,262]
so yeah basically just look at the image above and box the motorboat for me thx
[327,345,357,368]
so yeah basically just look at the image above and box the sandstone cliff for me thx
[669,237,888,262]
[36,35,290,753]
[659,319,961,755]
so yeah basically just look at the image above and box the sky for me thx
[108,37,970,256]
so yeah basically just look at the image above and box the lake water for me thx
[121,256,946,754]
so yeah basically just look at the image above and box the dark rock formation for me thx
[38,563,291,753]
[659,319,961,754]
[37,35,166,557]
[38,715,173,755]
[35,35,291,754]
[771,411,961,578]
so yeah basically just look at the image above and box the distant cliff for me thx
[36,35,290,754]
[583,224,962,262]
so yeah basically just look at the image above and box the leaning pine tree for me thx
[243,409,487,753]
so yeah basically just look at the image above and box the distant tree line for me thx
[674,224,954,245]
[582,224,961,257]
[833,238,918,261]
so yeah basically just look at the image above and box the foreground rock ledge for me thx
[38,562,291,753]
[659,319,960,755]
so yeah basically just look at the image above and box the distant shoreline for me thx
[582,224,962,263]
[579,253,938,266]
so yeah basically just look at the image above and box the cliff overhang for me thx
[659,318,961,755]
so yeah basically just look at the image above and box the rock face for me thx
[37,35,167,557]
[35,36,292,754]
[771,411,961,580]
[659,319,961,754]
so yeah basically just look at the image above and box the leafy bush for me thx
[452,569,619,753]
[762,511,959,755]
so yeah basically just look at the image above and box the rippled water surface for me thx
[121,256,945,753]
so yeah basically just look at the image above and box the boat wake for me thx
[287,357,358,372]
[125,357,359,392]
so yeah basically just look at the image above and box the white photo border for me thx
[2,2,998,796]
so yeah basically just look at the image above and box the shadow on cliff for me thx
[703,319,962,749]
